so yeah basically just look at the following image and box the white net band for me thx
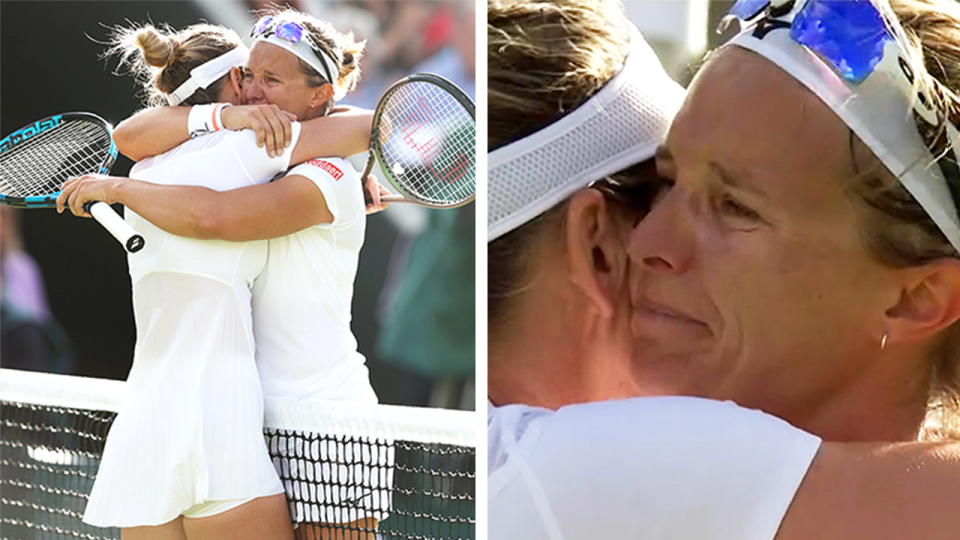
[0,368,474,447]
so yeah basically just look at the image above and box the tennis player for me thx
[488,1,960,539]
[60,21,361,540]
[61,9,391,540]
[625,0,960,443]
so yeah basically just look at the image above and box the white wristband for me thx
[187,103,230,139]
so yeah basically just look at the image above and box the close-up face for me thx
[241,41,322,120]
[625,47,902,414]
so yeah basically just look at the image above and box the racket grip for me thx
[85,202,145,253]
[360,152,377,205]
[360,152,377,180]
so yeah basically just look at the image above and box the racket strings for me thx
[378,81,475,205]
[0,121,112,198]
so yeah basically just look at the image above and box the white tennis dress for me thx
[83,124,303,527]
[489,397,821,540]
[250,157,384,523]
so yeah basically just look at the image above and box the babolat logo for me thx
[0,115,64,154]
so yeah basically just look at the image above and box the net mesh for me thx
[0,369,475,540]
[378,81,475,207]
[0,117,113,202]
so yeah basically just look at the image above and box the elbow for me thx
[190,206,247,241]
[186,199,227,240]
[192,212,227,240]
[112,124,147,162]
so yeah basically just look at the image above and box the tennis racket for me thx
[361,73,475,208]
[0,112,145,253]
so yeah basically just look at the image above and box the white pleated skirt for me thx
[83,272,282,528]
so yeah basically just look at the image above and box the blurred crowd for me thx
[0,207,74,374]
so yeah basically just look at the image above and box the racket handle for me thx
[363,194,445,209]
[360,151,377,180]
[360,152,378,205]
[85,202,145,253]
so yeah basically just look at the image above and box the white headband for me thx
[256,34,345,101]
[726,3,960,253]
[487,25,686,242]
[167,45,249,106]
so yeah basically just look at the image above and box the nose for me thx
[244,78,266,104]
[627,186,694,276]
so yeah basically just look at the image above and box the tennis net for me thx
[0,368,476,540]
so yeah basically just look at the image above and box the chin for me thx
[629,344,715,397]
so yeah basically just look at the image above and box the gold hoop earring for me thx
[880,334,888,350]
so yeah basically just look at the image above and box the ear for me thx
[883,258,960,346]
[563,189,629,320]
[310,83,335,110]
[224,67,243,102]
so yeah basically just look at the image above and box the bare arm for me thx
[57,174,332,241]
[778,441,960,540]
[113,107,191,162]
[113,105,371,162]
[291,106,372,165]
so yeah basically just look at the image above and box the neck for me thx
[488,282,638,409]
[754,347,931,442]
[300,106,325,121]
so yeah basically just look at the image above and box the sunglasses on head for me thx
[250,16,335,84]
[728,0,960,212]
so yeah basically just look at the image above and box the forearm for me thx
[112,176,328,241]
[292,106,373,163]
[113,107,190,161]
[111,179,223,239]
[114,105,372,165]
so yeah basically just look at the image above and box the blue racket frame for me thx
[0,112,117,208]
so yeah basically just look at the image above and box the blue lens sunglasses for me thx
[728,0,960,209]
[251,16,335,85]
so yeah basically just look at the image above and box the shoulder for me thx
[491,398,820,540]
[545,397,818,451]
[133,130,247,173]
[286,157,363,226]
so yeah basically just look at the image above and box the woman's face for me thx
[241,41,325,120]
[625,47,901,416]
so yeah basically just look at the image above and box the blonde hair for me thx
[845,0,960,439]
[106,22,242,107]
[487,0,635,342]
[259,7,365,114]
[488,0,629,150]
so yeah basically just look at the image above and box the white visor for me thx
[726,5,960,254]
[167,45,249,106]
[487,25,686,242]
